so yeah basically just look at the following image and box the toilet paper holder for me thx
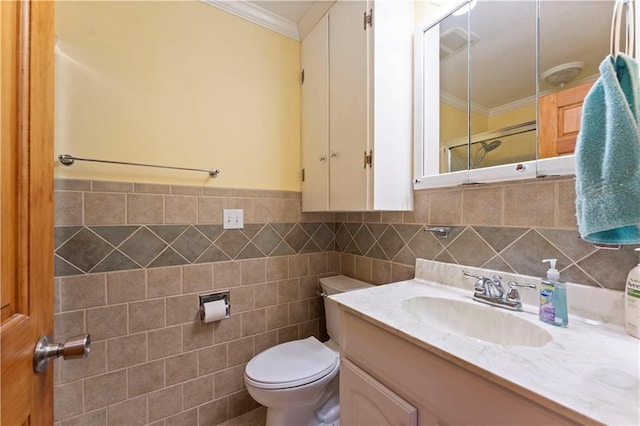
[199,291,231,324]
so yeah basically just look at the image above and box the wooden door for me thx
[1,1,55,425]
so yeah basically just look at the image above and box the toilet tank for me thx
[320,275,372,346]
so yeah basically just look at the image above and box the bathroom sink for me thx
[401,296,552,347]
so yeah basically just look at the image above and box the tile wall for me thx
[335,176,639,291]
[53,179,335,426]
[53,175,635,426]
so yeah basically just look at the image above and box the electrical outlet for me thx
[223,209,244,229]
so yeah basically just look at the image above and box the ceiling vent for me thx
[440,27,479,60]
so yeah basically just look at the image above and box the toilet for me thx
[244,275,372,426]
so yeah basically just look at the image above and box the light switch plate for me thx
[223,209,244,229]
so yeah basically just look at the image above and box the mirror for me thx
[415,0,615,187]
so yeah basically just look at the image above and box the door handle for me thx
[33,334,91,373]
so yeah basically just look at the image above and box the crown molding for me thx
[440,91,491,116]
[201,0,300,41]
[298,1,335,40]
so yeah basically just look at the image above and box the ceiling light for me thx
[541,62,584,88]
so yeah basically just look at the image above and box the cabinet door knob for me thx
[320,155,327,161]
[330,151,338,158]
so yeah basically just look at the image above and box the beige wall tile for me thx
[60,274,106,311]
[54,311,85,341]
[198,197,226,224]
[227,198,254,223]
[148,326,182,360]
[166,294,199,325]
[55,191,83,226]
[277,325,298,344]
[278,199,301,222]
[108,333,147,370]
[403,192,429,224]
[214,262,242,289]
[84,370,127,411]
[462,186,504,226]
[183,264,213,293]
[183,376,214,410]
[165,195,197,224]
[253,198,278,223]
[381,211,403,223]
[230,286,254,312]
[289,300,308,324]
[62,409,106,426]
[266,304,288,330]
[127,194,163,224]
[93,181,133,192]
[254,331,277,354]
[61,341,106,383]
[277,279,298,303]
[308,253,327,275]
[253,281,277,308]
[198,398,228,425]
[55,178,91,191]
[148,385,183,422]
[147,266,182,298]
[504,182,555,227]
[266,257,288,281]
[298,276,318,299]
[339,253,355,277]
[85,193,125,225]
[199,344,228,375]
[134,183,170,194]
[430,190,462,225]
[299,319,320,339]
[214,365,245,398]
[288,254,309,278]
[391,263,415,282]
[228,337,255,367]
[86,305,127,341]
[182,322,214,351]
[557,179,578,228]
[240,259,265,284]
[241,309,266,337]
[129,299,165,333]
[213,314,242,343]
[171,184,202,195]
[107,270,146,304]
[166,409,197,426]
[228,390,257,419]
[54,381,83,421]
[107,396,147,426]
[127,360,165,397]
[354,256,372,283]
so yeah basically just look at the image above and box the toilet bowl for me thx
[244,275,372,426]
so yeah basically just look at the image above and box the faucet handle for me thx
[506,282,536,302]
[463,272,488,295]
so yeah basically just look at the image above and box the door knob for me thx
[33,334,91,373]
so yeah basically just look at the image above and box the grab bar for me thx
[58,154,220,178]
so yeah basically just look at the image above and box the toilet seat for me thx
[245,337,338,390]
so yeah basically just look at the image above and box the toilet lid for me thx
[245,337,338,389]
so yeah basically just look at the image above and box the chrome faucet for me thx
[463,272,536,311]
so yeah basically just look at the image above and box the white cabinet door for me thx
[328,0,368,211]
[341,358,418,426]
[301,14,329,212]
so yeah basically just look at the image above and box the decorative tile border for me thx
[55,223,335,276]
[334,223,640,291]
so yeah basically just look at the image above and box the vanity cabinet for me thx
[538,82,593,159]
[300,0,413,212]
[340,310,583,425]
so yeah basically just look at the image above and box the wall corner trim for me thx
[200,0,300,41]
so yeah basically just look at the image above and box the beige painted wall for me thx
[54,1,301,191]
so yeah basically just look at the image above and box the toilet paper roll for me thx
[201,300,228,323]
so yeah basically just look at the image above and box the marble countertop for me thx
[330,263,640,425]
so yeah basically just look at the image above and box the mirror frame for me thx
[413,0,637,190]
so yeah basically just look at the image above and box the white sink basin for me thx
[401,296,553,347]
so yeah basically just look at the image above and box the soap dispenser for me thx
[625,248,640,338]
[539,258,568,327]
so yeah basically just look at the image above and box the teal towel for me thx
[575,53,640,244]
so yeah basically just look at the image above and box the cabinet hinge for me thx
[363,9,373,30]
[301,69,305,85]
[302,168,305,182]
[363,150,373,168]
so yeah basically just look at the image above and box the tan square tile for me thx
[289,300,308,324]
[108,333,147,370]
[557,178,578,228]
[148,385,183,422]
[60,274,106,311]
[147,266,182,298]
[198,398,228,425]
[391,263,415,282]
[266,304,288,330]
[107,270,145,304]
[213,314,242,343]
[462,186,503,226]
[107,396,147,426]
[54,311,85,341]
[278,199,301,222]
[228,337,255,367]
[129,299,165,333]
[183,322,214,351]
[198,197,226,224]
[230,286,255,312]
[166,195,197,224]
[183,376,214,410]
[298,276,318,299]
[171,184,202,195]
[277,325,298,344]
[228,198,254,223]
[228,390,257,419]
[85,193,125,225]
[381,211,403,223]
[354,257,372,282]
[61,341,106,383]
[254,331,277,354]
[92,181,132,192]
[242,309,266,337]
[54,381,83,421]
[254,282,277,308]
[61,409,106,426]
[183,264,213,293]
[299,319,319,339]
[372,260,392,284]
[339,253,355,277]
[166,409,197,426]
[166,294,199,325]
[277,279,298,303]
[214,365,245,397]
[504,182,555,227]
[127,194,163,224]
[253,199,278,223]
[288,254,308,278]
[84,370,127,411]
[127,360,165,397]
[86,305,127,341]
[55,178,91,191]
[55,191,83,226]
[214,262,242,289]
[403,191,429,224]
[148,325,182,360]
[266,257,288,281]
[199,344,228,375]
[430,190,462,225]
[134,182,170,194]
[241,259,266,285]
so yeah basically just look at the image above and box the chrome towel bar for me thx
[58,154,220,178]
